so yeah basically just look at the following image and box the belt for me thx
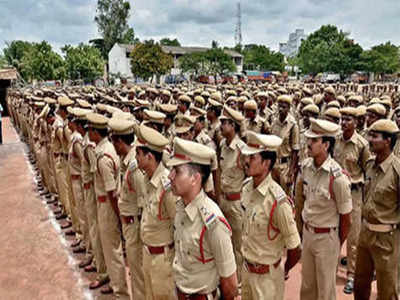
[97,196,107,203]
[278,156,289,164]
[145,243,174,255]
[245,258,281,274]
[224,192,241,201]
[83,182,92,190]
[351,182,363,190]
[53,152,61,158]
[305,223,336,234]
[121,215,141,224]
[176,287,217,300]
[363,220,397,233]
[71,174,81,180]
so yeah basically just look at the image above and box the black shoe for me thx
[340,256,347,266]
[55,214,67,220]
[343,278,354,294]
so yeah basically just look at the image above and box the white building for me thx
[279,29,307,57]
[108,43,243,79]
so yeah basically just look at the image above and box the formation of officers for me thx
[6,80,400,300]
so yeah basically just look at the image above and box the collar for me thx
[184,189,207,222]
[98,137,108,148]
[341,131,358,144]
[256,173,273,197]
[311,155,332,173]
[123,146,136,167]
[149,162,166,188]
[378,153,395,173]
[228,134,242,150]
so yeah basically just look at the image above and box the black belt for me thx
[351,183,363,191]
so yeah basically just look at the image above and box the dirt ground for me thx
[0,117,377,299]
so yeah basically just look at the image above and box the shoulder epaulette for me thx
[331,166,342,179]
[161,176,171,191]
[128,160,137,172]
[270,186,286,204]
[198,206,218,229]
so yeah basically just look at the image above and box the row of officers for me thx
[7,87,400,300]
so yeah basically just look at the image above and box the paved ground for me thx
[0,117,377,299]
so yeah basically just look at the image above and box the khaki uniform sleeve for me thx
[74,141,84,162]
[276,201,301,250]
[290,123,300,151]
[164,190,177,220]
[98,156,117,192]
[206,221,237,278]
[294,173,305,233]
[360,144,373,172]
[333,173,352,214]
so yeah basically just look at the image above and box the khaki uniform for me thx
[82,133,107,279]
[297,156,352,300]
[242,115,265,135]
[354,153,400,300]
[94,137,129,299]
[118,147,145,299]
[271,114,300,194]
[334,131,372,278]
[207,120,222,145]
[241,174,301,300]
[51,116,71,216]
[174,190,236,296]
[141,162,177,300]
[219,134,246,282]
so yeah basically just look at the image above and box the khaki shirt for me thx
[118,147,145,216]
[81,133,96,184]
[207,120,222,145]
[141,162,177,246]
[298,156,352,227]
[51,116,64,154]
[242,174,300,265]
[94,137,120,197]
[195,129,216,151]
[334,131,372,184]
[271,113,300,158]
[173,190,236,294]
[363,153,400,224]
[219,134,246,194]
[242,115,265,135]
[68,131,84,176]
[298,129,308,163]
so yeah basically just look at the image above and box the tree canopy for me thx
[62,43,105,82]
[130,40,173,81]
[179,48,236,76]
[94,0,138,58]
[241,44,284,72]
[160,38,181,47]
[360,42,400,75]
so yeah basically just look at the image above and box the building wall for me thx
[279,29,306,57]
[108,44,133,78]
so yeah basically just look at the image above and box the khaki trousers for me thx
[142,245,175,300]
[346,187,362,277]
[54,157,71,216]
[122,220,144,300]
[219,195,243,283]
[354,224,400,300]
[84,183,107,276]
[71,177,88,246]
[242,262,285,300]
[97,199,129,299]
[300,225,340,300]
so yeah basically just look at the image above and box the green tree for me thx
[242,44,284,71]
[94,0,138,58]
[0,54,8,68]
[178,52,208,76]
[360,42,400,75]
[297,24,363,76]
[205,48,236,75]
[20,41,66,81]
[160,38,181,47]
[62,43,105,82]
[3,40,34,70]
[130,40,173,81]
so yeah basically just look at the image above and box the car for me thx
[164,75,187,84]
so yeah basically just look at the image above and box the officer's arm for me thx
[339,213,351,246]
[207,222,238,299]
[334,173,353,245]
[294,175,305,236]
[99,156,120,217]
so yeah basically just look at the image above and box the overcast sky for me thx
[1,0,399,54]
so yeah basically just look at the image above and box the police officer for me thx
[334,107,373,294]
[295,118,352,300]
[354,119,400,300]
[240,132,302,299]
[168,137,239,300]
[135,124,177,300]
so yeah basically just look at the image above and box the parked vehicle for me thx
[164,75,187,84]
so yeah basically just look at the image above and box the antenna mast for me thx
[234,1,242,46]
